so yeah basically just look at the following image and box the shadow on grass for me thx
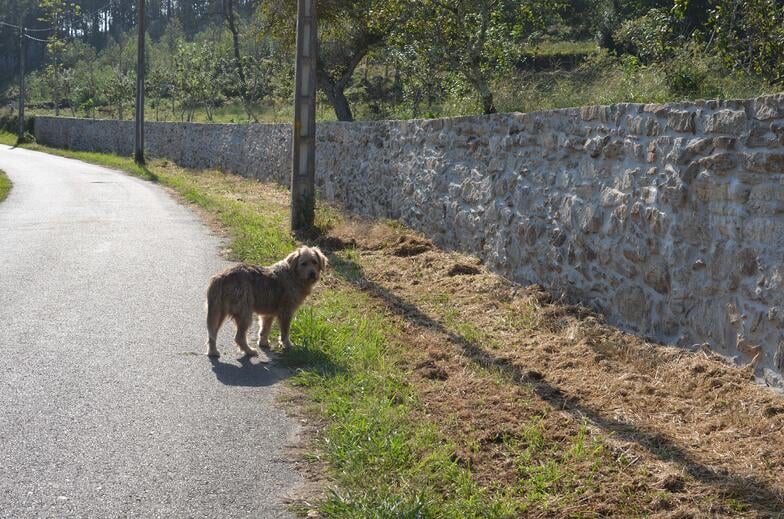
[140,166,159,182]
[208,341,346,387]
[322,246,784,515]
[278,342,348,380]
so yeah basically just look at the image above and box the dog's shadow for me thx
[208,355,288,387]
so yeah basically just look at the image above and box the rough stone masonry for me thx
[35,93,784,387]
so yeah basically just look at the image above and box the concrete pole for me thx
[134,0,145,165]
[17,14,25,141]
[291,0,317,232]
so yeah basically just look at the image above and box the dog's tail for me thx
[205,274,224,312]
[206,274,229,348]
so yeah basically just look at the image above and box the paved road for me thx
[0,146,302,518]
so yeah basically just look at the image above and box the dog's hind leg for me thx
[206,303,225,358]
[234,312,259,357]
[257,315,274,350]
[278,311,294,350]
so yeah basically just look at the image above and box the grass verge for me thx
[0,132,15,146]
[0,169,10,202]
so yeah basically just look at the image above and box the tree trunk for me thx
[469,73,496,115]
[314,29,386,122]
[481,90,496,115]
[319,75,353,122]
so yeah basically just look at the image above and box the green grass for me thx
[0,169,10,202]
[15,49,776,125]
[1,132,16,200]
[523,40,598,57]
[0,132,15,146]
[25,98,338,125]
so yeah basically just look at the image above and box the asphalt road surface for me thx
[0,145,303,518]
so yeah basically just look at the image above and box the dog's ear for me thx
[313,247,329,272]
[285,248,301,268]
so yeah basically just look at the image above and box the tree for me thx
[103,66,134,119]
[702,0,784,84]
[147,62,174,121]
[39,0,82,115]
[387,45,445,119]
[173,41,224,121]
[397,0,555,115]
[223,0,258,121]
[260,0,407,121]
[95,33,137,119]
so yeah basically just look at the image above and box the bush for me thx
[0,109,35,135]
[664,43,770,100]
[613,8,675,64]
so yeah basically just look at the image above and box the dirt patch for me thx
[316,235,357,251]
[660,474,687,493]
[415,359,450,381]
[323,218,784,517]
[391,235,433,257]
[447,263,481,276]
[764,405,784,418]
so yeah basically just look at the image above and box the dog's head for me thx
[286,246,328,284]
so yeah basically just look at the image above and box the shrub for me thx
[614,8,675,64]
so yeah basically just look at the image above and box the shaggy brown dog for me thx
[206,246,328,357]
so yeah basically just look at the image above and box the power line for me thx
[0,20,21,30]
[24,33,50,43]
[24,26,54,33]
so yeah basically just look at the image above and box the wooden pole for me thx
[291,0,317,232]
[134,0,145,165]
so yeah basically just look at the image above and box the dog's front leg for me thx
[278,312,294,349]
[257,315,274,349]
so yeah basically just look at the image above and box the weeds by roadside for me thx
[0,169,10,202]
[0,133,15,147]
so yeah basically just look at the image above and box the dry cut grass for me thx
[320,218,784,518]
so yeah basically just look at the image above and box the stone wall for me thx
[34,94,784,386]
[34,118,292,185]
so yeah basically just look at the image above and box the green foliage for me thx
[102,68,134,120]
[173,41,225,121]
[613,7,675,63]
[38,0,82,115]
[5,0,783,124]
[260,0,409,121]
[396,0,558,115]
[708,0,784,84]
[491,46,769,115]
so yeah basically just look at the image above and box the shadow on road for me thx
[209,355,288,387]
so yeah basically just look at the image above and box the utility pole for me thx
[134,0,145,165]
[17,24,25,142]
[290,0,317,232]
[16,5,25,143]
